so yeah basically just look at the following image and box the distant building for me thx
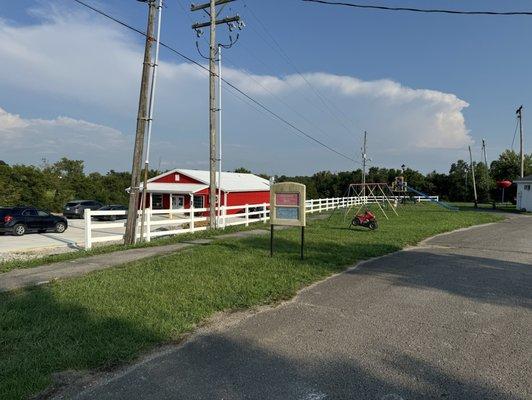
[129,169,270,214]
[515,175,532,211]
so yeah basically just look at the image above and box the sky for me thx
[0,0,531,175]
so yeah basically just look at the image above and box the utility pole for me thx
[361,131,367,197]
[516,105,524,178]
[191,0,240,229]
[481,139,488,167]
[139,0,163,242]
[217,43,223,227]
[469,145,478,208]
[125,0,158,245]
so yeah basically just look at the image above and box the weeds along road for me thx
[59,215,532,400]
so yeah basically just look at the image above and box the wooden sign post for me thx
[270,182,306,260]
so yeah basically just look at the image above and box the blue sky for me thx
[1,0,531,175]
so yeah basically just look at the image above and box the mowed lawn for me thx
[0,204,503,399]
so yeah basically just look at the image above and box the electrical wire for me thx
[71,0,358,163]
[302,0,532,16]
[243,0,363,136]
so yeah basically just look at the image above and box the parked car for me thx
[93,205,128,221]
[63,200,103,219]
[0,207,68,236]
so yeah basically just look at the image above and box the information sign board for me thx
[270,182,306,259]
[270,182,306,227]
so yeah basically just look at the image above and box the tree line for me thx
[0,150,530,212]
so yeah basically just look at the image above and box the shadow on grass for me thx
[0,287,163,400]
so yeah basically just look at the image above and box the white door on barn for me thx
[171,194,185,209]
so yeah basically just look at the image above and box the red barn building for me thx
[136,169,270,214]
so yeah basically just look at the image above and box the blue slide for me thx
[405,185,459,211]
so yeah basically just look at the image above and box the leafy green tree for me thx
[234,167,251,173]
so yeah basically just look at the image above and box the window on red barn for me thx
[152,194,164,209]
[193,195,204,209]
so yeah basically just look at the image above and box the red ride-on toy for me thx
[350,210,378,230]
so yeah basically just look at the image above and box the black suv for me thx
[63,200,103,219]
[0,207,68,236]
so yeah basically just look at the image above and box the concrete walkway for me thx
[0,229,269,293]
[56,215,531,400]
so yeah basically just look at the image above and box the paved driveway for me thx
[58,216,532,400]
[0,218,124,257]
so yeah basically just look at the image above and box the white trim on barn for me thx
[139,182,208,194]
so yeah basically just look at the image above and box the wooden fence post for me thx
[245,204,249,226]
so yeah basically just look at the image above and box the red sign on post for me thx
[276,193,299,206]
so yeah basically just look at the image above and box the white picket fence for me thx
[83,194,438,249]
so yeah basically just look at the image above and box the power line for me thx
[243,0,363,136]
[178,0,362,161]
[302,0,532,16]
[71,0,358,163]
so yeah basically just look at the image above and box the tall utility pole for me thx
[125,0,158,245]
[140,0,163,242]
[481,139,488,167]
[516,105,524,178]
[191,0,240,229]
[217,43,223,227]
[469,145,478,208]
[361,131,367,197]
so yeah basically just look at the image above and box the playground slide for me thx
[405,186,459,211]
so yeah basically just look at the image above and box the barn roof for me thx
[515,175,532,183]
[148,169,270,193]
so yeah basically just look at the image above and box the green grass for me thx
[0,204,503,399]
[0,223,262,274]
[451,201,531,214]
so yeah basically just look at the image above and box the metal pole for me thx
[482,139,488,167]
[469,145,478,208]
[362,131,367,198]
[217,44,222,228]
[208,0,217,229]
[125,0,157,245]
[270,224,274,257]
[301,226,304,260]
[140,0,163,241]
[517,106,524,178]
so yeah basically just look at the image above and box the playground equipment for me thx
[344,183,399,221]
[391,177,458,211]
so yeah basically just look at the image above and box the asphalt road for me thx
[58,215,532,400]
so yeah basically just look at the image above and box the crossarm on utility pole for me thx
[191,0,234,11]
[192,15,240,29]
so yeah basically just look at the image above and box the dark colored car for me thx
[63,200,103,219]
[0,207,68,236]
[93,205,128,221]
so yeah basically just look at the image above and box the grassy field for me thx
[451,201,531,214]
[0,204,503,399]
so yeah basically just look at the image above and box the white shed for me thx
[515,175,532,211]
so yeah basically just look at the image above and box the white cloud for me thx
[0,106,131,168]
[0,4,473,173]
